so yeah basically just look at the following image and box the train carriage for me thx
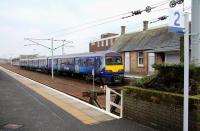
[58,51,124,84]
[38,57,48,71]
[28,59,33,69]
[32,59,39,70]
[19,50,124,84]
[47,58,58,72]
[56,56,75,73]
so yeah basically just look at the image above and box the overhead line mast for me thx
[24,38,73,79]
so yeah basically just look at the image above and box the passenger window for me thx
[89,58,94,66]
[82,58,87,66]
[75,59,79,65]
[68,59,72,65]
[97,58,102,69]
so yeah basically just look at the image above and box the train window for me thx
[66,59,70,65]
[106,56,122,65]
[82,58,87,66]
[69,58,74,65]
[96,58,102,70]
[62,58,71,65]
[88,58,94,66]
[106,57,113,65]
[75,58,80,65]
[58,59,61,65]
[61,59,64,64]
[115,56,122,65]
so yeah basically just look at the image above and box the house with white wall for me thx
[110,22,182,75]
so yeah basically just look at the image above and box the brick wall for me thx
[89,36,118,52]
[129,51,148,74]
[89,42,110,52]
[123,86,200,131]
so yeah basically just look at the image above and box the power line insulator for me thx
[169,0,176,8]
[158,16,168,20]
[145,6,152,13]
[133,10,142,15]
[177,0,184,4]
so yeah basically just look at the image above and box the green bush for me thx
[133,64,200,95]
[124,86,200,105]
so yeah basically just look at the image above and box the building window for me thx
[95,42,98,46]
[112,38,115,43]
[106,40,108,46]
[108,39,111,46]
[91,42,95,46]
[99,41,102,47]
[103,40,106,47]
[138,51,144,67]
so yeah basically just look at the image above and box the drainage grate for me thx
[2,123,23,130]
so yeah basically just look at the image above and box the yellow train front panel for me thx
[105,65,124,72]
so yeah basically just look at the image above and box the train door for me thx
[57,58,62,71]
[95,57,102,75]
[54,59,58,70]
[75,58,80,73]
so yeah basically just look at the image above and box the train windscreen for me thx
[105,56,122,65]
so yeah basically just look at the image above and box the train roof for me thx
[50,50,120,59]
[20,50,120,60]
[20,57,47,61]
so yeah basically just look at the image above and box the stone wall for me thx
[123,86,200,131]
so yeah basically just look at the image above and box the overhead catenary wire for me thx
[36,12,130,37]
[121,0,170,19]
[50,5,191,38]
[53,18,122,37]
[150,6,191,24]
[63,0,185,36]
[31,0,176,38]
[67,4,191,43]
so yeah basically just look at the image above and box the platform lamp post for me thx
[24,38,73,80]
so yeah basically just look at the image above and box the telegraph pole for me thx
[62,44,64,55]
[51,38,54,79]
[191,0,200,66]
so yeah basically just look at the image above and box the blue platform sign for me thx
[168,9,184,33]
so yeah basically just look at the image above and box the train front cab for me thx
[101,53,124,84]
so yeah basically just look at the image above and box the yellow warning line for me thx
[3,69,97,125]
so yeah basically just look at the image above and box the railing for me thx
[106,87,123,118]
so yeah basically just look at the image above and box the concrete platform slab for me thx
[0,66,156,131]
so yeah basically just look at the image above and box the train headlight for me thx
[118,69,124,72]
[106,70,112,73]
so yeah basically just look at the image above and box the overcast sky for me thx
[0,0,191,58]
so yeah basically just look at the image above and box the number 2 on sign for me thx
[174,11,180,26]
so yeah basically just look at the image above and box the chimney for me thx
[143,21,148,31]
[121,26,126,35]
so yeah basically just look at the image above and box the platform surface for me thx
[0,66,156,131]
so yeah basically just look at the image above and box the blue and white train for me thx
[20,51,124,84]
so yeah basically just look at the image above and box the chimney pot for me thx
[143,21,148,31]
[121,26,126,35]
